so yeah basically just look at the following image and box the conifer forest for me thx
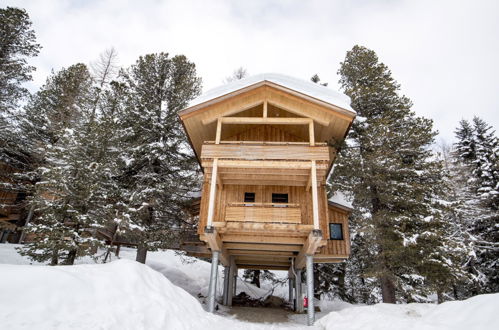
[1,6,498,306]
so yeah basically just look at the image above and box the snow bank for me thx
[316,293,499,330]
[0,259,297,330]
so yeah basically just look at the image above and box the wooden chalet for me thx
[179,73,355,324]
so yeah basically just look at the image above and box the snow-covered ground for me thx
[0,244,497,330]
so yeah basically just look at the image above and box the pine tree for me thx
[0,7,41,234]
[453,117,499,294]
[331,45,453,303]
[18,64,106,264]
[114,53,202,263]
[0,7,41,113]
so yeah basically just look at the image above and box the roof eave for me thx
[178,80,356,120]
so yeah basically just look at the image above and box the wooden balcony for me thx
[201,141,329,162]
[201,142,330,186]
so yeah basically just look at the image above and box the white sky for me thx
[5,0,499,142]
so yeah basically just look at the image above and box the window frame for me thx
[244,192,255,203]
[329,223,344,240]
[271,193,289,204]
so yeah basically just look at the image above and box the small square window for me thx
[244,192,255,203]
[272,193,288,203]
[329,223,344,240]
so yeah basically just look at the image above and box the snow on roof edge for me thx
[329,191,354,210]
[185,73,355,114]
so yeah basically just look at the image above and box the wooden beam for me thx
[311,160,319,230]
[201,101,264,125]
[309,121,315,146]
[203,227,229,266]
[206,158,218,227]
[221,117,313,125]
[295,230,324,269]
[225,243,302,252]
[207,159,327,169]
[221,234,306,245]
[263,100,268,117]
[229,250,294,257]
[239,265,289,271]
[215,118,222,144]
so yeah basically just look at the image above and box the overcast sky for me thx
[5,0,499,142]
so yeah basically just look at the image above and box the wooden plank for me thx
[239,265,289,271]
[201,144,329,161]
[206,158,218,227]
[218,222,313,234]
[225,243,302,252]
[221,117,313,125]
[263,100,268,117]
[203,159,328,169]
[221,234,306,245]
[229,250,294,257]
[225,206,301,223]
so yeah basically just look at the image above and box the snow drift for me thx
[0,259,295,330]
[317,293,498,330]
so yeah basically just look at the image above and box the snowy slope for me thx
[186,73,355,113]
[316,294,498,330]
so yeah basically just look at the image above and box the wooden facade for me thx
[179,75,355,271]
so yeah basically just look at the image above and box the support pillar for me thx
[207,250,220,313]
[295,269,303,313]
[222,265,230,305]
[306,255,315,326]
[288,277,294,303]
[227,257,236,306]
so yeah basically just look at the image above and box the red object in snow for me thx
[304,296,308,308]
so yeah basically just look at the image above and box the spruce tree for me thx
[0,7,41,113]
[331,45,452,303]
[453,117,499,294]
[115,53,202,263]
[0,7,41,235]
[18,64,105,264]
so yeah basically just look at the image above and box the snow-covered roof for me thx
[329,191,354,210]
[187,73,355,113]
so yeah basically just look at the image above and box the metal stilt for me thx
[207,250,220,313]
[222,265,229,305]
[306,255,315,326]
[296,269,303,313]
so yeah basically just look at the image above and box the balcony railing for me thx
[201,142,329,162]
[225,202,301,224]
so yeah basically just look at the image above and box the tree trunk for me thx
[437,290,444,304]
[250,270,260,288]
[380,276,396,303]
[115,244,121,257]
[64,249,77,265]
[136,245,148,264]
[50,250,59,266]
[337,265,346,300]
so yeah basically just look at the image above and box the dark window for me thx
[329,223,344,240]
[244,192,255,203]
[272,193,288,203]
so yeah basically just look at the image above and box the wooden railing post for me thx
[311,160,319,230]
[206,158,218,227]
